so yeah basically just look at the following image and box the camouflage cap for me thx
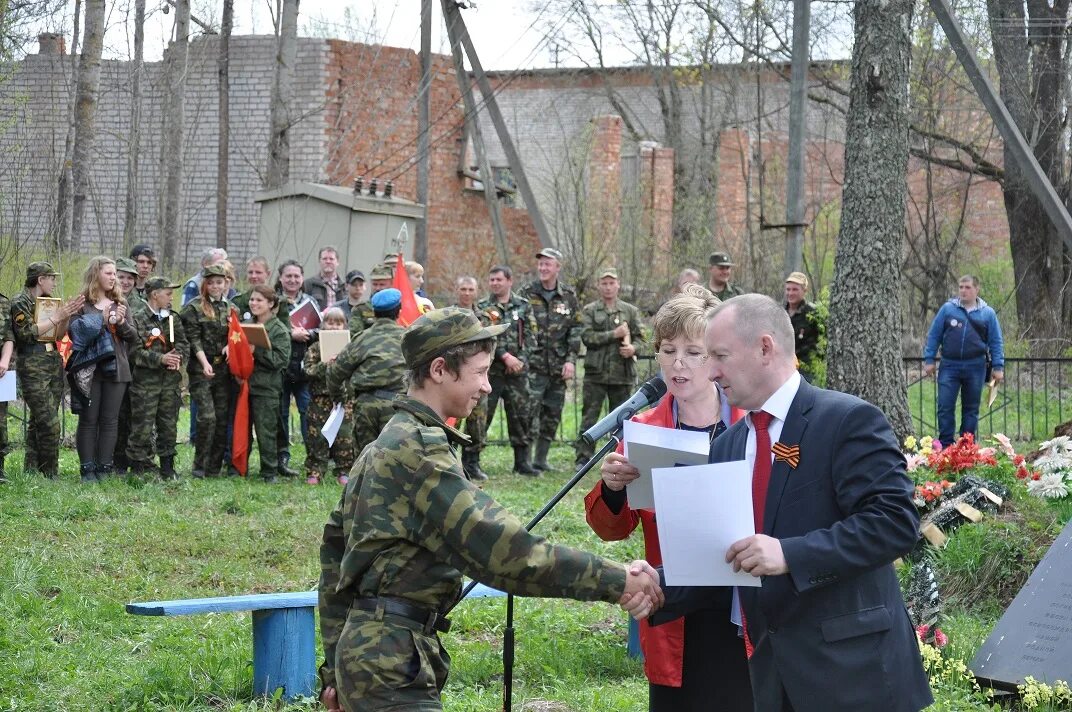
[402,306,509,368]
[26,261,59,280]
[369,264,394,281]
[115,257,139,275]
[598,268,619,280]
[785,271,809,289]
[145,276,181,293]
[709,251,736,267]
[536,247,563,261]
[203,264,229,278]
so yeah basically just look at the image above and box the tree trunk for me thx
[987,0,1071,352]
[70,0,105,252]
[265,0,299,189]
[122,0,146,253]
[826,0,915,440]
[162,0,191,268]
[54,0,81,252]
[217,0,233,249]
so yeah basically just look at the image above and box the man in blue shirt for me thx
[923,275,1005,446]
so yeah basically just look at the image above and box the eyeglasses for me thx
[656,352,708,369]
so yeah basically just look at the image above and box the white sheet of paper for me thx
[0,371,15,402]
[652,460,760,587]
[623,419,711,510]
[322,403,345,447]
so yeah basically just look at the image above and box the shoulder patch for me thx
[14,313,25,324]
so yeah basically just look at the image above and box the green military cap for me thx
[369,264,394,280]
[145,276,181,294]
[709,251,736,267]
[785,271,809,290]
[115,257,139,275]
[203,264,229,278]
[402,306,509,368]
[536,247,563,261]
[26,261,60,279]
[598,268,619,280]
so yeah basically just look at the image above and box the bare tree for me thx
[217,0,233,248]
[54,0,81,251]
[826,0,915,440]
[265,0,299,189]
[122,0,146,253]
[69,0,104,250]
[161,0,191,267]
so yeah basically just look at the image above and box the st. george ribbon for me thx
[581,376,667,445]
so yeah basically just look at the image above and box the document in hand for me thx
[651,460,760,587]
[290,300,321,330]
[622,419,710,510]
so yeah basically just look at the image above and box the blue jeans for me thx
[936,358,986,446]
[278,378,311,458]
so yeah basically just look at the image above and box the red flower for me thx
[1016,465,1029,480]
[1014,454,1025,466]
[1032,472,1042,481]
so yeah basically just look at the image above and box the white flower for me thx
[1028,474,1070,499]
[1033,453,1072,476]
[1040,436,1072,455]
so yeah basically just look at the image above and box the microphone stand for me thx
[447,413,635,712]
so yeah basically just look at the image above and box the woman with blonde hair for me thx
[66,256,139,483]
[584,283,752,711]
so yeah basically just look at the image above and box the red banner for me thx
[392,254,422,327]
[227,310,254,476]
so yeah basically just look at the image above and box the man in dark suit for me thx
[656,294,931,712]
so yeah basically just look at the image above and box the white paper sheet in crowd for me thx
[0,371,16,402]
[622,419,710,510]
[652,460,761,587]
[322,403,345,447]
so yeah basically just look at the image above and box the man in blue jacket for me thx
[923,275,1004,446]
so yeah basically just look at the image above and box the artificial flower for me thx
[1028,473,1070,498]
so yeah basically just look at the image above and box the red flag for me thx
[56,334,72,366]
[392,254,422,326]
[227,310,254,476]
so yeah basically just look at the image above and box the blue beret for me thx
[371,288,402,311]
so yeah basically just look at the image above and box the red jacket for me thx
[583,393,744,687]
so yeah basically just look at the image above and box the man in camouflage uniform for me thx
[317,307,663,712]
[452,276,489,481]
[348,264,394,338]
[575,268,646,466]
[707,251,744,302]
[127,277,189,478]
[11,262,84,478]
[113,257,144,473]
[0,290,13,482]
[303,309,357,485]
[477,265,538,475]
[330,289,407,456]
[522,247,582,472]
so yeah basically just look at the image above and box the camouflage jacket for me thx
[327,317,406,400]
[580,298,646,384]
[11,290,46,348]
[0,293,12,346]
[130,304,190,378]
[232,289,289,323]
[476,292,537,376]
[180,297,235,377]
[347,301,376,338]
[317,395,628,689]
[249,317,291,391]
[522,280,582,375]
[304,340,332,397]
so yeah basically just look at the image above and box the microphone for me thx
[581,376,667,445]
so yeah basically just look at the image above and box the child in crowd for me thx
[302,308,356,485]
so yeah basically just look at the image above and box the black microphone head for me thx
[642,375,667,402]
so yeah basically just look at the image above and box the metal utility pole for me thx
[928,0,1072,248]
[446,26,511,265]
[442,0,553,248]
[783,0,810,275]
[415,0,432,265]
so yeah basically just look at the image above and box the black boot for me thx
[278,454,300,477]
[160,456,177,480]
[462,449,488,482]
[513,445,538,476]
[532,439,552,472]
[114,452,129,476]
[0,455,6,483]
[97,462,116,480]
[80,462,99,484]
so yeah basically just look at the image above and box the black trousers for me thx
[76,374,128,465]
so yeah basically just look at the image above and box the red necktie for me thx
[751,410,774,533]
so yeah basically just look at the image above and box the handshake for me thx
[618,560,664,620]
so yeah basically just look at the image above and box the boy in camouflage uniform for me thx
[303,308,356,485]
[347,264,394,338]
[127,277,189,478]
[329,289,407,456]
[317,307,663,712]
[11,262,84,478]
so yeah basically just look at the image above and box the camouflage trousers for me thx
[0,401,8,458]
[528,369,568,444]
[250,388,281,479]
[115,388,131,467]
[190,373,230,475]
[351,391,399,456]
[574,380,634,463]
[20,352,63,475]
[336,611,450,711]
[305,392,356,481]
[462,395,487,453]
[484,370,531,450]
[126,370,183,466]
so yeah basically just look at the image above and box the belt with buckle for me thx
[352,597,451,634]
[212,355,224,365]
[18,343,54,355]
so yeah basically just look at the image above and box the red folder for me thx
[289,300,321,330]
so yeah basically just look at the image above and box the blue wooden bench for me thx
[126,583,509,700]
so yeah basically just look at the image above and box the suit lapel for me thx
[763,381,813,534]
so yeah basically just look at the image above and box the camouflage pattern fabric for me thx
[575,382,636,464]
[11,290,63,476]
[522,280,582,444]
[350,392,398,456]
[347,302,375,339]
[232,289,289,323]
[713,283,743,301]
[317,396,628,708]
[181,297,235,475]
[0,294,12,459]
[527,370,568,443]
[127,306,190,467]
[248,317,291,479]
[304,340,356,482]
[463,395,487,451]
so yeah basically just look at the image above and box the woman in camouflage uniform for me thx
[180,264,235,478]
[245,285,291,482]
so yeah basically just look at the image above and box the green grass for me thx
[0,442,647,711]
